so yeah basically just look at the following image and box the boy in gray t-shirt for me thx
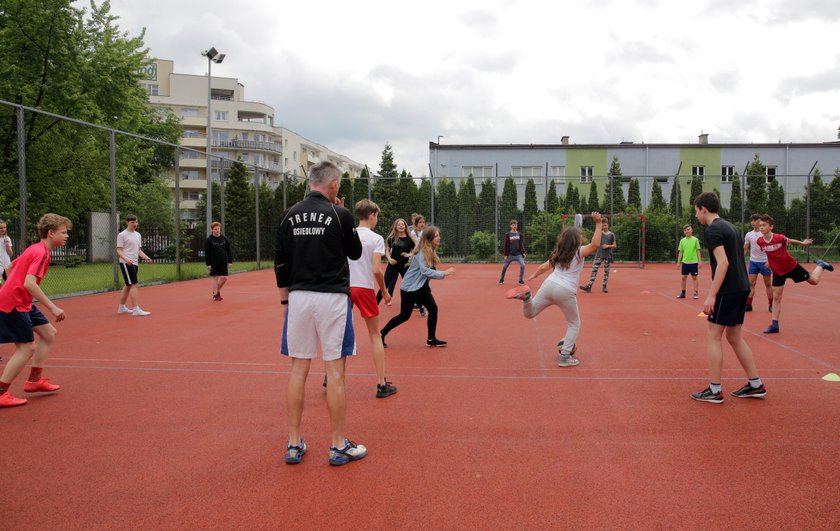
[580,219,616,293]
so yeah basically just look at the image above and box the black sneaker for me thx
[376,381,397,398]
[426,338,447,347]
[731,383,767,399]
[498,279,504,284]
[676,293,686,299]
[580,284,592,293]
[745,304,753,312]
[602,286,608,293]
[691,387,724,403]
[817,259,834,272]
[419,306,428,317]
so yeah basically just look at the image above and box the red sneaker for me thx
[0,392,27,407]
[505,285,531,301]
[23,377,61,393]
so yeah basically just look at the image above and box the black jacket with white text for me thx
[274,191,362,294]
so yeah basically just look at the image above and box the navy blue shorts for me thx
[772,264,810,287]
[681,263,699,276]
[707,291,748,327]
[0,305,49,344]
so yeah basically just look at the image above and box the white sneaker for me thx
[132,307,151,316]
[117,305,132,315]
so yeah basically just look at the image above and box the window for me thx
[212,131,229,142]
[241,133,249,141]
[183,130,200,138]
[181,191,201,201]
[214,110,228,121]
[141,83,158,96]
[181,108,199,117]
[721,165,735,183]
[580,166,594,183]
[293,151,297,161]
[691,166,705,183]
[183,150,200,159]
[180,170,199,180]
[253,154,262,165]
[765,166,777,183]
[512,166,541,185]
[241,153,249,162]
[462,166,493,178]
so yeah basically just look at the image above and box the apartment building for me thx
[138,59,362,221]
[431,134,840,209]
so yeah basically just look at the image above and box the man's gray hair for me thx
[309,161,342,187]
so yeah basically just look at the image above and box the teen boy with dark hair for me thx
[691,193,765,404]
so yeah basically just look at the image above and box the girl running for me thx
[377,218,413,305]
[380,225,454,348]
[506,212,603,367]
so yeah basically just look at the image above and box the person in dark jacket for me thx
[499,220,526,285]
[274,161,366,466]
[205,221,232,301]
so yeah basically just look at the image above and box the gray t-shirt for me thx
[595,231,615,259]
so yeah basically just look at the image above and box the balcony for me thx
[213,139,282,153]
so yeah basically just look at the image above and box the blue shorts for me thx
[681,263,699,276]
[707,291,748,327]
[748,260,771,276]
[0,305,49,344]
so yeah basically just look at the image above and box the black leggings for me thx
[377,263,406,303]
[380,285,439,340]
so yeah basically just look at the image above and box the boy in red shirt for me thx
[0,214,70,407]
[756,214,833,334]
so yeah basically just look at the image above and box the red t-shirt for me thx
[756,233,797,276]
[0,241,50,312]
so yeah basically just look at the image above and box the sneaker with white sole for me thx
[691,387,724,404]
[731,383,767,399]
[558,355,580,367]
[117,305,132,315]
[285,440,307,464]
[329,439,367,466]
[132,307,151,316]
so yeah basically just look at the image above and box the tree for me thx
[353,167,370,204]
[0,0,181,227]
[416,178,432,221]
[808,169,831,237]
[648,179,667,212]
[224,161,255,260]
[500,177,519,232]
[766,178,787,233]
[523,179,539,229]
[338,172,354,206]
[545,179,559,214]
[434,180,457,256]
[690,175,704,206]
[372,143,399,223]
[565,183,580,213]
[456,177,478,254]
[745,153,768,218]
[669,177,683,217]
[395,170,418,225]
[730,174,743,222]
[603,156,626,214]
[627,178,642,211]
[587,181,599,212]
[478,178,497,232]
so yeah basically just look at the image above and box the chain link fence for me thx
[2,100,838,297]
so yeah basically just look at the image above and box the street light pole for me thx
[202,47,225,235]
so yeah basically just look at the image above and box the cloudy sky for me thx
[109,0,840,177]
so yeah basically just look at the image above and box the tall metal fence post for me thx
[174,149,181,278]
[494,170,499,262]
[16,105,26,251]
[110,130,119,286]
[255,170,261,268]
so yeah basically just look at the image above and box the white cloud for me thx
[108,0,840,176]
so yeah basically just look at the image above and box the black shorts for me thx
[707,291,748,327]
[772,264,810,287]
[0,306,49,344]
[681,263,699,276]
[209,263,228,277]
[120,263,139,286]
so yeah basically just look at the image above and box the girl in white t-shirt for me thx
[506,212,603,367]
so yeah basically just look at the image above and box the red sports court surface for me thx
[2,264,839,529]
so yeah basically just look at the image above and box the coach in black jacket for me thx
[274,161,367,466]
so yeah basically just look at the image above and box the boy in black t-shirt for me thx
[690,192,765,404]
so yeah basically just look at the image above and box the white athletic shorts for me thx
[281,290,356,361]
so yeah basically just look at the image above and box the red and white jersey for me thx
[756,233,797,276]
[0,241,50,312]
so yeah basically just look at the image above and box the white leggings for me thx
[522,280,580,354]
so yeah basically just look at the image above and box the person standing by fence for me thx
[580,217,616,293]
[116,215,153,317]
[205,221,233,301]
